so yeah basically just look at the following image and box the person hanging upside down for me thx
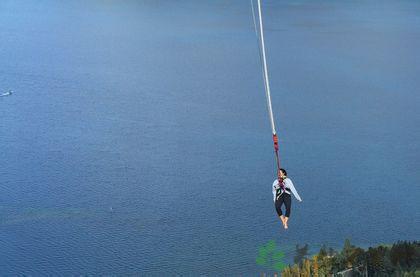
[272,168,302,229]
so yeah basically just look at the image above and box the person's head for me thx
[278,168,287,179]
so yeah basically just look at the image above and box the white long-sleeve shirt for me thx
[272,178,302,202]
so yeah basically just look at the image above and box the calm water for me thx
[1,0,419,275]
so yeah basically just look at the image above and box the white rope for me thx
[250,0,269,112]
[252,0,277,135]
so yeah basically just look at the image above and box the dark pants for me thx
[275,193,291,217]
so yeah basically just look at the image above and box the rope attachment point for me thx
[273,134,281,175]
[273,134,279,151]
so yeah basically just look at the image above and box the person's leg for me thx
[274,198,283,217]
[275,196,285,226]
[284,194,292,229]
[279,194,286,226]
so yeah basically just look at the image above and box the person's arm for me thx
[286,179,302,202]
[272,180,278,202]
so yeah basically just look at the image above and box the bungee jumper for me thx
[251,0,302,229]
[272,169,302,229]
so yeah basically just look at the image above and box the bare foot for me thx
[280,216,285,226]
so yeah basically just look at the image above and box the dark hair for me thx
[279,168,287,176]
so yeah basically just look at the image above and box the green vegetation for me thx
[281,240,419,276]
[256,240,286,271]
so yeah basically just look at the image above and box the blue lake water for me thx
[0,0,419,275]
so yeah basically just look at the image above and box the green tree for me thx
[330,252,346,274]
[390,241,419,271]
[318,244,328,259]
[366,245,394,275]
[342,238,356,266]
